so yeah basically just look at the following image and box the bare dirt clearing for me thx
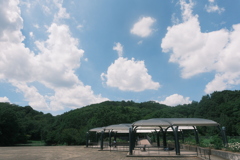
[0,146,202,160]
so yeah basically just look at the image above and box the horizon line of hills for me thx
[0,90,240,146]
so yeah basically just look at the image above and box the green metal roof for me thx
[133,118,219,127]
[133,118,170,127]
[89,118,219,133]
[104,124,132,131]
[89,124,131,133]
[89,127,105,132]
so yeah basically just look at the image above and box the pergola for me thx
[87,124,131,149]
[131,118,226,155]
[88,118,228,155]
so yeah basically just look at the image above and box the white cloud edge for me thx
[161,0,240,94]
[205,0,225,14]
[113,42,123,57]
[0,0,108,113]
[130,16,156,37]
[157,94,192,106]
[0,96,11,103]
[101,57,160,92]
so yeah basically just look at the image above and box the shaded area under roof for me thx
[87,118,225,156]
[89,124,132,133]
[89,118,219,133]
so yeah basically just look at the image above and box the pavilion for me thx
[88,118,228,155]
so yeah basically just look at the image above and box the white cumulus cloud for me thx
[11,80,49,110]
[29,32,33,37]
[158,94,192,106]
[53,0,70,22]
[0,0,108,112]
[205,0,225,14]
[161,0,240,94]
[113,42,123,57]
[49,84,108,111]
[0,96,10,103]
[130,17,156,37]
[101,57,160,92]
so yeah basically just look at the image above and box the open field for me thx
[0,146,203,160]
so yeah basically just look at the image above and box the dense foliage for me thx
[0,103,54,146]
[0,90,240,146]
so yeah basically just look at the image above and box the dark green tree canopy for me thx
[0,90,240,145]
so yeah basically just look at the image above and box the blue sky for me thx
[1,0,240,115]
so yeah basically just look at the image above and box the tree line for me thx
[0,90,240,146]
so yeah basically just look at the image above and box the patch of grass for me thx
[16,140,45,146]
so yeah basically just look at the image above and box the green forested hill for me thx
[0,103,54,145]
[194,90,240,135]
[0,90,240,145]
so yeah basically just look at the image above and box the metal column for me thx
[218,126,228,147]
[163,130,167,148]
[109,131,112,147]
[100,131,104,150]
[157,131,160,147]
[129,127,133,155]
[173,126,180,155]
[193,126,199,145]
[86,132,89,147]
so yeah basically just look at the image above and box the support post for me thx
[96,132,98,144]
[193,126,199,145]
[132,130,136,150]
[173,126,180,155]
[221,126,228,147]
[86,132,89,147]
[129,127,133,155]
[114,132,117,141]
[100,131,104,150]
[157,131,160,147]
[163,130,167,148]
[109,131,112,147]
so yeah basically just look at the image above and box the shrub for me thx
[212,136,223,149]
[227,142,240,152]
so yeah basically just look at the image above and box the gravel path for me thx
[0,146,202,160]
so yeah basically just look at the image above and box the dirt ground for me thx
[0,146,202,160]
